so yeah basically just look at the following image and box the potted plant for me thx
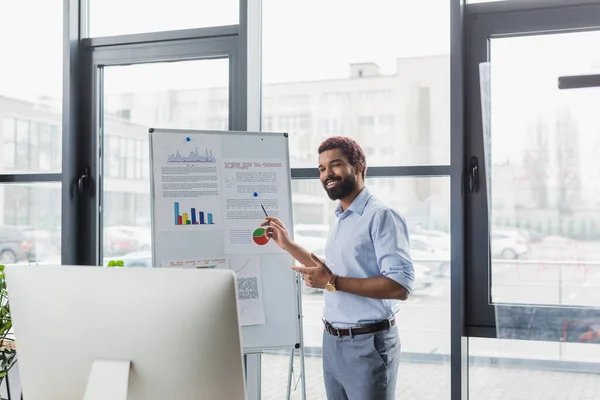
[0,265,17,392]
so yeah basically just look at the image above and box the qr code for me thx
[238,277,259,300]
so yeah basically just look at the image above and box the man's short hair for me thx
[318,136,367,178]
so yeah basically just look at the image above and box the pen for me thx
[261,204,269,217]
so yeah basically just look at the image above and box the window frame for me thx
[464,1,600,338]
[77,25,245,266]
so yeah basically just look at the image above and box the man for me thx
[262,136,414,399]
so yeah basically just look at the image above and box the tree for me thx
[555,108,582,215]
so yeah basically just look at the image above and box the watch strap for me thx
[329,274,339,288]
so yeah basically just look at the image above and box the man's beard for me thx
[323,174,357,200]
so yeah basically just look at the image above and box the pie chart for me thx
[252,228,270,246]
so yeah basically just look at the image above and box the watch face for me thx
[325,284,335,293]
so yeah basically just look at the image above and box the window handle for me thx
[78,166,91,194]
[468,156,479,194]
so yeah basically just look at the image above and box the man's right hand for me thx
[261,217,317,270]
[261,217,293,250]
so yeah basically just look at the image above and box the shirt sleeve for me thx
[371,208,415,294]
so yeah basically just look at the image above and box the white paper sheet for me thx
[229,256,266,326]
[160,255,266,326]
[161,258,229,269]
[152,133,223,232]
[222,158,291,255]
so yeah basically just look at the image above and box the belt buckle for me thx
[329,324,341,337]
[324,320,341,337]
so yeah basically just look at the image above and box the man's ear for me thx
[356,162,366,179]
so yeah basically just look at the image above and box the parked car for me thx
[107,226,152,251]
[20,228,59,262]
[491,225,542,244]
[0,226,35,264]
[412,262,434,291]
[491,229,529,259]
[103,228,140,256]
[409,227,450,251]
[409,234,450,277]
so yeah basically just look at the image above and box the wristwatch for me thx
[325,274,339,293]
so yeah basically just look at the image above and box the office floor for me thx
[262,353,600,400]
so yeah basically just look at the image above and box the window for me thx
[1,118,61,172]
[2,118,16,169]
[101,59,230,257]
[483,31,600,307]
[0,183,61,264]
[0,1,63,174]
[279,95,310,106]
[88,0,239,37]
[417,87,431,146]
[262,0,450,167]
[278,115,311,131]
[0,117,62,173]
[358,115,394,135]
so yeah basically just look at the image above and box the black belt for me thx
[323,318,395,337]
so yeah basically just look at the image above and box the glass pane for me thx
[0,1,62,173]
[469,337,600,400]
[486,31,600,307]
[0,183,61,265]
[262,177,450,399]
[262,0,450,167]
[101,59,229,264]
[88,0,239,37]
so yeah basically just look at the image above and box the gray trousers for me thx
[322,324,401,400]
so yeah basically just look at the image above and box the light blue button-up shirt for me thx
[323,186,414,328]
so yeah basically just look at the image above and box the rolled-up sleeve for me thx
[372,208,415,294]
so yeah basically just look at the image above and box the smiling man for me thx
[262,136,415,400]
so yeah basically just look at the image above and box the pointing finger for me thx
[292,266,314,274]
[270,221,286,232]
[269,220,282,228]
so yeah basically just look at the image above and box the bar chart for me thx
[174,202,215,225]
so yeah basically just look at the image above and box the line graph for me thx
[167,147,216,163]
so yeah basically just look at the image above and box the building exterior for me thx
[0,55,453,261]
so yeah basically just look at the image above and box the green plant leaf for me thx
[107,260,125,267]
[0,264,16,377]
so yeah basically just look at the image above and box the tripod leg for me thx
[286,348,294,400]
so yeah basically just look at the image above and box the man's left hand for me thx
[291,253,333,289]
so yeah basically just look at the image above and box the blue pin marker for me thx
[186,137,191,142]
[253,192,258,197]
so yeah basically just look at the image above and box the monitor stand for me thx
[83,360,131,400]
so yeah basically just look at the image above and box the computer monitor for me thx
[5,265,246,400]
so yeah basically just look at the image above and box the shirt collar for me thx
[334,187,371,218]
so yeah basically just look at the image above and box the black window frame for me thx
[465,1,600,339]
